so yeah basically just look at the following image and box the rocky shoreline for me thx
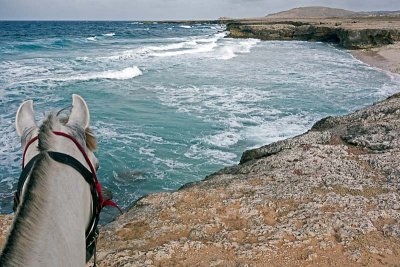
[226,16,400,76]
[226,17,400,49]
[1,17,400,267]
[92,91,400,266]
[145,16,400,75]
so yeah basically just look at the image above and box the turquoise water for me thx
[0,21,399,214]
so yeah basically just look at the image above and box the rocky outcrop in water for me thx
[227,18,400,49]
[1,93,400,266]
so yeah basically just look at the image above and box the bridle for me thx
[13,130,122,265]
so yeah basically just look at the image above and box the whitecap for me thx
[180,25,192,29]
[150,42,189,51]
[131,132,163,143]
[217,46,236,60]
[106,36,219,59]
[102,32,115,37]
[17,66,143,84]
[98,129,119,140]
[96,32,226,61]
[161,186,175,191]
[377,76,400,96]
[203,132,240,147]
[152,158,191,169]
[89,66,143,80]
[214,38,260,60]
[102,47,150,61]
[162,159,191,169]
[243,114,314,146]
[76,56,89,61]
[184,144,237,165]
[151,42,217,57]
[54,66,143,82]
[139,147,156,157]
[86,36,97,41]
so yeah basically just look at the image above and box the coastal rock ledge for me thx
[2,93,400,266]
[227,19,400,49]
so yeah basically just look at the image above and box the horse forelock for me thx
[37,113,54,152]
[34,111,97,152]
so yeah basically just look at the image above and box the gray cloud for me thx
[0,0,399,20]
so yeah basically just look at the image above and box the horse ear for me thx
[68,94,90,129]
[16,100,37,137]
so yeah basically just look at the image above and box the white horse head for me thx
[16,94,98,170]
[0,94,101,267]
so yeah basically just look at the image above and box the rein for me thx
[14,130,122,265]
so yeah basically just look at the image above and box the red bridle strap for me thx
[22,136,38,167]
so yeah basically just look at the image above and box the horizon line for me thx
[0,19,230,22]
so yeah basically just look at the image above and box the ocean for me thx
[0,21,399,215]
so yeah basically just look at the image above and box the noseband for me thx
[13,131,122,264]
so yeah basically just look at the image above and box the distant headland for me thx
[223,6,400,75]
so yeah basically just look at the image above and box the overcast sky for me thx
[1,0,400,20]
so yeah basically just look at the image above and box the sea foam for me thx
[215,38,260,60]
[151,42,217,57]
[16,66,143,84]
[101,32,226,61]
[203,132,240,147]
[89,66,143,80]
[67,66,143,81]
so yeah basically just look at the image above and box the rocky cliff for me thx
[93,92,400,266]
[1,94,400,266]
[227,17,400,49]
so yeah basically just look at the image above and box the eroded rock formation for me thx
[227,18,400,49]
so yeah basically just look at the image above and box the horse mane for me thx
[0,112,55,265]
[0,112,97,266]
[0,152,50,265]
[85,128,97,151]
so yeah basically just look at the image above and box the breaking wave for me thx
[14,66,143,84]
[98,32,260,61]
[81,66,142,80]
[214,38,260,60]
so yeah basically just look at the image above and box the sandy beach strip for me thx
[351,42,400,75]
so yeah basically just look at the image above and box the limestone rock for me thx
[227,18,400,49]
